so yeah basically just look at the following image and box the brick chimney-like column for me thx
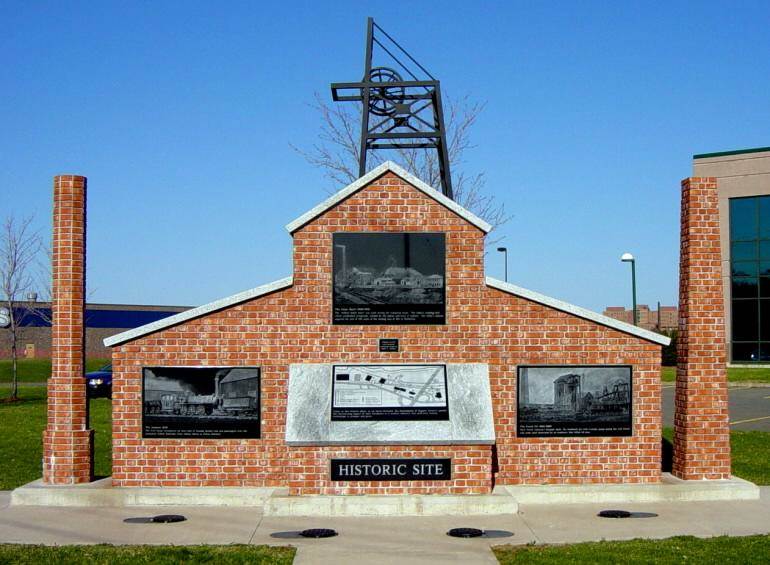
[43,175,93,484]
[673,177,731,480]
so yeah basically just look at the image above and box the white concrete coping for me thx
[103,276,293,347]
[264,486,518,517]
[11,478,282,507]
[486,277,671,346]
[284,161,493,234]
[503,473,760,505]
[15,475,757,511]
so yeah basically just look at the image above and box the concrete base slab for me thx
[265,486,519,517]
[11,473,759,514]
[503,473,760,505]
[11,478,280,507]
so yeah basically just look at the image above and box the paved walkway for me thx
[1,488,769,564]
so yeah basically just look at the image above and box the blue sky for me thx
[2,1,769,311]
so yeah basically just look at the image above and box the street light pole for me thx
[621,252,637,326]
[497,247,508,282]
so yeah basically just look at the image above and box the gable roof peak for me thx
[285,161,492,234]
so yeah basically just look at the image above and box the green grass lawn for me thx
[661,365,770,383]
[0,544,295,564]
[494,534,770,564]
[0,385,111,489]
[0,358,110,383]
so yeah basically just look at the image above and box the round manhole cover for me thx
[151,514,187,523]
[300,528,338,538]
[598,510,632,519]
[447,527,484,538]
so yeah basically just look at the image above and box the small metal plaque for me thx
[331,458,451,481]
[379,338,399,352]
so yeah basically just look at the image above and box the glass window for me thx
[733,342,760,362]
[730,196,770,362]
[760,198,770,239]
[733,277,758,299]
[731,198,757,241]
[761,301,770,341]
[733,241,758,261]
[732,261,758,277]
[760,277,770,298]
[732,300,759,341]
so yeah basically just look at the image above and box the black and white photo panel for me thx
[142,367,260,439]
[332,232,446,324]
[517,365,632,437]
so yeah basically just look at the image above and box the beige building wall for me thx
[693,147,770,364]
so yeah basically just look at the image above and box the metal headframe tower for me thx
[331,17,454,199]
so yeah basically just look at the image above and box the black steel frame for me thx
[330,17,454,199]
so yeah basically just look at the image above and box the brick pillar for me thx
[673,177,731,480]
[43,175,93,484]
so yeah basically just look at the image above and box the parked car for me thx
[86,363,112,398]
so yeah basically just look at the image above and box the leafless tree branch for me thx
[293,93,511,237]
[1,215,42,400]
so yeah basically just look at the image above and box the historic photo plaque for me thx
[517,365,632,437]
[331,364,449,421]
[331,458,451,481]
[332,232,446,324]
[142,366,260,439]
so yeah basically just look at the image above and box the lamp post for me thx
[497,247,508,282]
[621,252,637,326]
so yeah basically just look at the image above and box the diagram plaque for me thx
[331,364,449,421]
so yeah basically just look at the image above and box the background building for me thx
[693,147,770,364]
[602,305,677,332]
[0,301,189,358]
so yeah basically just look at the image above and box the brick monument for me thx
[40,163,739,495]
[43,175,93,484]
[673,177,731,479]
[97,163,668,494]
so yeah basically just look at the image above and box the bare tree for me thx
[293,93,510,237]
[1,215,42,401]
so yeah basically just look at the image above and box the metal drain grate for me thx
[123,514,187,524]
[598,510,631,518]
[300,528,338,538]
[447,527,484,538]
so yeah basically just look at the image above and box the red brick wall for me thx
[43,175,93,484]
[673,177,730,480]
[111,171,662,493]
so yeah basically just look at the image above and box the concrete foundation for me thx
[502,473,759,505]
[11,473,759,513]
[10,478,277,507]
[264,487,518,517]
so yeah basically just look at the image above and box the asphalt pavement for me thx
[662,385,770,431]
